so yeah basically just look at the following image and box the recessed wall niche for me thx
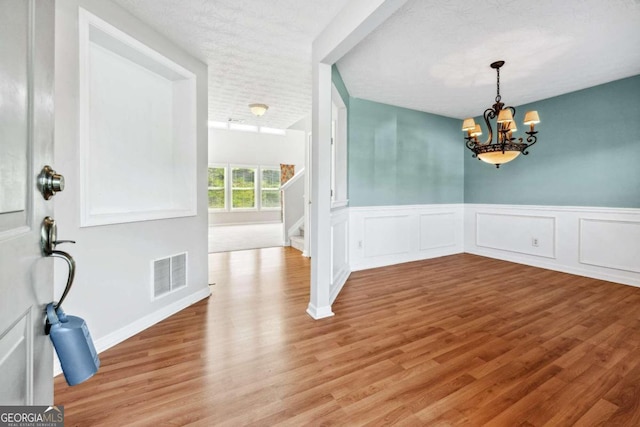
[79,9,196,227]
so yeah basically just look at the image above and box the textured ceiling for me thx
[337,0,640,119]
[112,0,349,128]
[111,0,640,126]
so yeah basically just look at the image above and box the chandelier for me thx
[462,61,540,168]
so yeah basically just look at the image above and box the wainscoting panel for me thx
[420,212,457,251]
[465,204,640,288]
[476,212,556,258]
[330,208,350,304]
[580,219,640,273]
[363,215,411,258]
[350,204,464,271]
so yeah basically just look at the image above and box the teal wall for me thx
[348,98,463,206]
[464,75,640,208]
[332,65,350,108]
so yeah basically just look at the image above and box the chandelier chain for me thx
[495,67,501,103]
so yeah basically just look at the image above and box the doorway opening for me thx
[207,125,306,254]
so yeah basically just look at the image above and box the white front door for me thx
[0,0,56,405]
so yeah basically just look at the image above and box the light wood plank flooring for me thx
[55,249,640,426]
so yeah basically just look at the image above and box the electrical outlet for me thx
[532,237,539,247]
[358,240,363,249]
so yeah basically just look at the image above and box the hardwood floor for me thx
[55,249,640,426]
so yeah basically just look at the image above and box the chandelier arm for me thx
[482,108,495,145]
[506,106,516,139]
[464,138,476,152]
[498,105,517,145]
[522,132,538,155]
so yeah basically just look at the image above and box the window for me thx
[231,167,257,209]
[209,165,282,212]
[261,167,281,209]
[207,166,226,210]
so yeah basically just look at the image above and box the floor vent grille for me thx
[153,252,187,298]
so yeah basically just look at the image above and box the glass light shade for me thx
[470,124,482,137]
[249,103,269,116]
[497,109,514,123]
[523,111,540,125]
[477,150,521,165]
[462,118,476,131]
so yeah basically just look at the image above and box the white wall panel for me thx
[580,219,640,273]
[87,45,173,213]
[344,204,640,292]
[465,204,640,288]
[332,220,348,280]
[419,212,456,250]
[330,208,350,303]
[364,215,410,258]
[343,204,640,309]
[79,9,197,226]
[208,128,305,173]
[350,204,464,271]
[54,0,209,370]
[476,213,555,258]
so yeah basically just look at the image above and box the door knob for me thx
[38,165,65,200]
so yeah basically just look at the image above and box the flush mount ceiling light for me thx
[249,103,269,117]
[462,61,541,168]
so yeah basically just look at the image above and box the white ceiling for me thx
[112,0,640,127]
[337,0,640,119]
[112,0,350,129]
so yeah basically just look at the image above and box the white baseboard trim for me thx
[94,287,211,353]
[290,235,305,252]
[54,287,211,377]
[468,248,640,288]
[350,247,462,271]
[287,216,305,238]
[306,303,334,319]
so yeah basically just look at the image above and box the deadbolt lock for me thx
[38,165,65,200]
